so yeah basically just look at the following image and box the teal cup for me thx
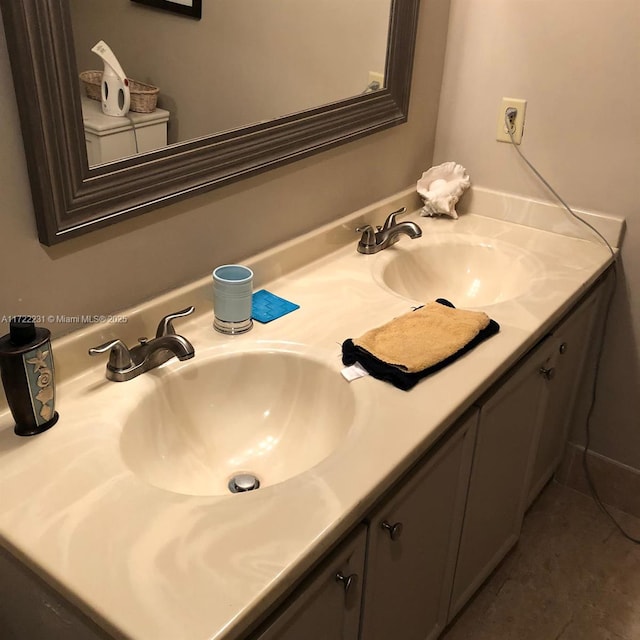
[212,264,254,334]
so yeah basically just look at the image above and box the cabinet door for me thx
[527,285,603,506]
[254,525,366,640]
[360,411,477,640]
[449,340,553,619]
[0,547,109,640]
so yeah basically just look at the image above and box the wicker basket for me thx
[79,70,160,113]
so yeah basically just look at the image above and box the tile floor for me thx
[442,481,640,640]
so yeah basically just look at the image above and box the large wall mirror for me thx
[1,0,420,245]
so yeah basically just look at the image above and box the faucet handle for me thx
[155,306,195,338]
[381,207,407,231]
[88,339,133,370]
[356,225,376,248]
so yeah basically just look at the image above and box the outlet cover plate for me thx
[496,97,527,144]
[368,71,385,91]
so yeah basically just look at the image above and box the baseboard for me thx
[556,442,640,518]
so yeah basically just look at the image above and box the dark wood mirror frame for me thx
[1,0,420,245]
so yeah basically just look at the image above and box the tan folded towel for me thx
[353,302,490,372]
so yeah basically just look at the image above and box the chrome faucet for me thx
[89,306,196,382]
[356,207,422,254]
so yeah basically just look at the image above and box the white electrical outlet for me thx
[496,97,527,144]
[367,71,385,91]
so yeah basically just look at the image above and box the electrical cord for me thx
[124,113,140,156]
[361,80,381,95]
[505,111,640,543]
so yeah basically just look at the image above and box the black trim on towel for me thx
[341,299,500,391]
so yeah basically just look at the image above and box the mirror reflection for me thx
[70,0,392,166]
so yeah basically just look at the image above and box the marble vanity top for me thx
[0,187,622,639]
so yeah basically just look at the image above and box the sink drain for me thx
[228,473,261,494]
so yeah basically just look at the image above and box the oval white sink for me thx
[373,235,542,307]
[120,348,355,496]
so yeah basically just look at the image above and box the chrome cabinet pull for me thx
[381,520,404,541]
[335,571,357,594]
[539,366,556,381]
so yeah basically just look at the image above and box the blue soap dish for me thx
[252,290,300,323]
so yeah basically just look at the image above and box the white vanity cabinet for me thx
[253,526,366,640]
[449,277,607,621]
[526,283,604,506]
[448,335,554,619]
[359,410,477,640]
[252,412,477,640]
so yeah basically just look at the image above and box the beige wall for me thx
[433,0,640,469]
[0,2,449,332]
[71,0,390,140]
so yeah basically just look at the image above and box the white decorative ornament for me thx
[416,162,471,219]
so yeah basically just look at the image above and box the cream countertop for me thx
[0,188,622,639]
